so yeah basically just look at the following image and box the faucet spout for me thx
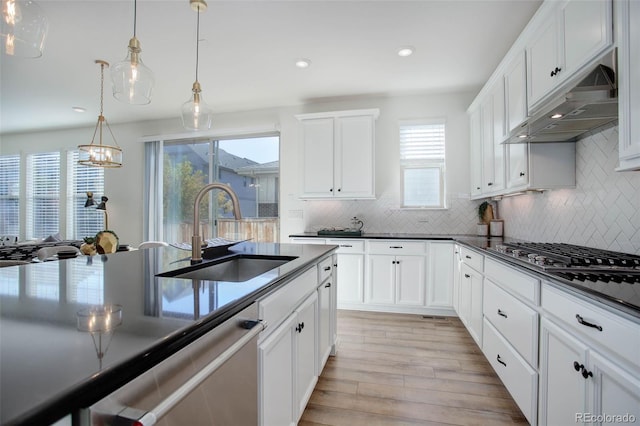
[192,183,242,263]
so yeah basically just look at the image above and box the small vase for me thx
[490,220,504,237]
[477,223,489,236]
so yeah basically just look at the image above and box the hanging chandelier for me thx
[1,0,48,58]
[78,60,123,168]
[181,0,213,131]
[111,0,154,105]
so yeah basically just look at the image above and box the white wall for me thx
[0,91,476,245]
[498,126,640,255]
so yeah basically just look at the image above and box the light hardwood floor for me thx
[299,310,528,426]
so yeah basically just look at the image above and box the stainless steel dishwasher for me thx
[86,303,263,426]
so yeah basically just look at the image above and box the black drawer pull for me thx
[519,172,525,177]
[325,283,331,288]
[573,361,593,379]
[464,274,471,278]
[389,246,403,249]
[497,309,507,318]
[340,244,353,248]
[576,314,603,331]
[465,255,472,259]
[323,266,331,271]
[573,361,583,372]
[497,355,507,367]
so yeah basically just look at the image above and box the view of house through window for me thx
[162,135,280,244]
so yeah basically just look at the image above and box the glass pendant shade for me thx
[181,81,212,131]
[111,37,154,105]
[1,0,48,58]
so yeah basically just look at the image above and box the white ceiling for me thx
[0,0,542,135]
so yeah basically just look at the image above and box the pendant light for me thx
[1,0,48,58]
[111,0,154,105]
[78,60,123,168]
[181,0,213,131]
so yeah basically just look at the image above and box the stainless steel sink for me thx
[158,254,297,282]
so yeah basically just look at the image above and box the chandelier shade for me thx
[1,0,48,58]
[181,0,213,131]
[78,60,123,168]
[111,0,154,104]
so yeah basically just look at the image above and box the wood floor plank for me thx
[300,310,528,425]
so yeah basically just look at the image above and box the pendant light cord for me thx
[133,0,137,37]
[195,5,200,82]
[99,62,105,116]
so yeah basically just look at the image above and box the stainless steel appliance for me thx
[489,242,640,311]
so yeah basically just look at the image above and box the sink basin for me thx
[158,254,297,282]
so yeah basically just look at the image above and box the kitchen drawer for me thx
[483,319,537,425]
[367,240,426,256]
[326,239,365,253]
[484,279,538,367]
[259,266,317,334]
[542,283,640,368]
[318,256,333,283]
[459,246,484,272]
[485,257,540,305]
[290,237,327,245]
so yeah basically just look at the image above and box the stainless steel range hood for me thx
[504,63,617,144]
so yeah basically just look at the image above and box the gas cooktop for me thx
[488,242,640,313]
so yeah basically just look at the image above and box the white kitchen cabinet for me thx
[426,242,454,309]
[469,108,483,198]
[295,292,318,421]
[527,0,613,110]
[459,262,483,347]
[452,245,463,314]
[366,241,426,307]
[297,109,379,199]
[317,257,336,373]
[480,82,505,194]
[327,239,365,307]
[259,313,296,426]
[504,50,528,134]
[589,351,640,423]
[616,0,640,171]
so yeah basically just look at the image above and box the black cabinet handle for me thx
[576,314,603,331]
[337,188,341,192]
[329,188,333,192]
[296,323,302,333]
[497,355,507,367]
[325,282,331,288]
[487,182,493,186]
[498,309,507,318]
[464,274,471,278]
[550,66,562,77]
[340,244,353,248]
[333,263,338,267]
[390,246,403,249]
[465,255,472,259]
[519,172,525,177]
[476,186,481,190]
[324,266,331,271]
[573,361,593,379]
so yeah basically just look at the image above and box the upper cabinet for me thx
[527,0,613,110]
[297,109,379,199]
[616,0,640,171]
[504,50,528,135]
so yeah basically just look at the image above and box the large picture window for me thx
[399,120,446,209]
[26,152,60,239]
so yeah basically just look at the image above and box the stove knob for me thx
[512,249,524,257]
[535,255,548,265]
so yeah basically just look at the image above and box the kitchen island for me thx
[0,241,336,425]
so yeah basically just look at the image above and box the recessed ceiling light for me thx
[295,58,311,68]
[518,134,528,138]
[550,113,563,119]
[72,107,86,113]
[397,46,414,57]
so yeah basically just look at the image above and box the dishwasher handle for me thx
[122,319,265,426]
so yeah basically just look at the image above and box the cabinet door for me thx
[367,254,395,304]
[527,13,562,108]
[259,313,297,426]
[395,255,426,306]
[336,253,365,304]
[506,143,528,189]
[295,292,318,421]
[539,318,588,426]
[480,93,495,191]
[504,50,528,134]
[335,115,375,198]
[562,0,612,77]
[469,268,484,347]
[481,83,505,192]
[458,264,473,329]
[452,246,462,314]
[301,118,335,197]
[469,108,483,198]
[589,351,640,422]
[317,280,332,373]
[426,242,453,308]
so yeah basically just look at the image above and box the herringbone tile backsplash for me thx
[499,127,640,255]
[302,126,639,255]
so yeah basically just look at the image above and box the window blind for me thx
[68,151,105,239]
[0,155,20,236]
[26,152,60,239]
[399,121,446,208]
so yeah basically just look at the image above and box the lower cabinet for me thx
[295,292,318,419]
[328,239,365,306]
[367,254,425,306]
[458,262,483,346]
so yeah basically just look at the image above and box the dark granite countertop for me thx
[0,241,336,426]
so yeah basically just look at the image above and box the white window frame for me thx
[399,119,447,209]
